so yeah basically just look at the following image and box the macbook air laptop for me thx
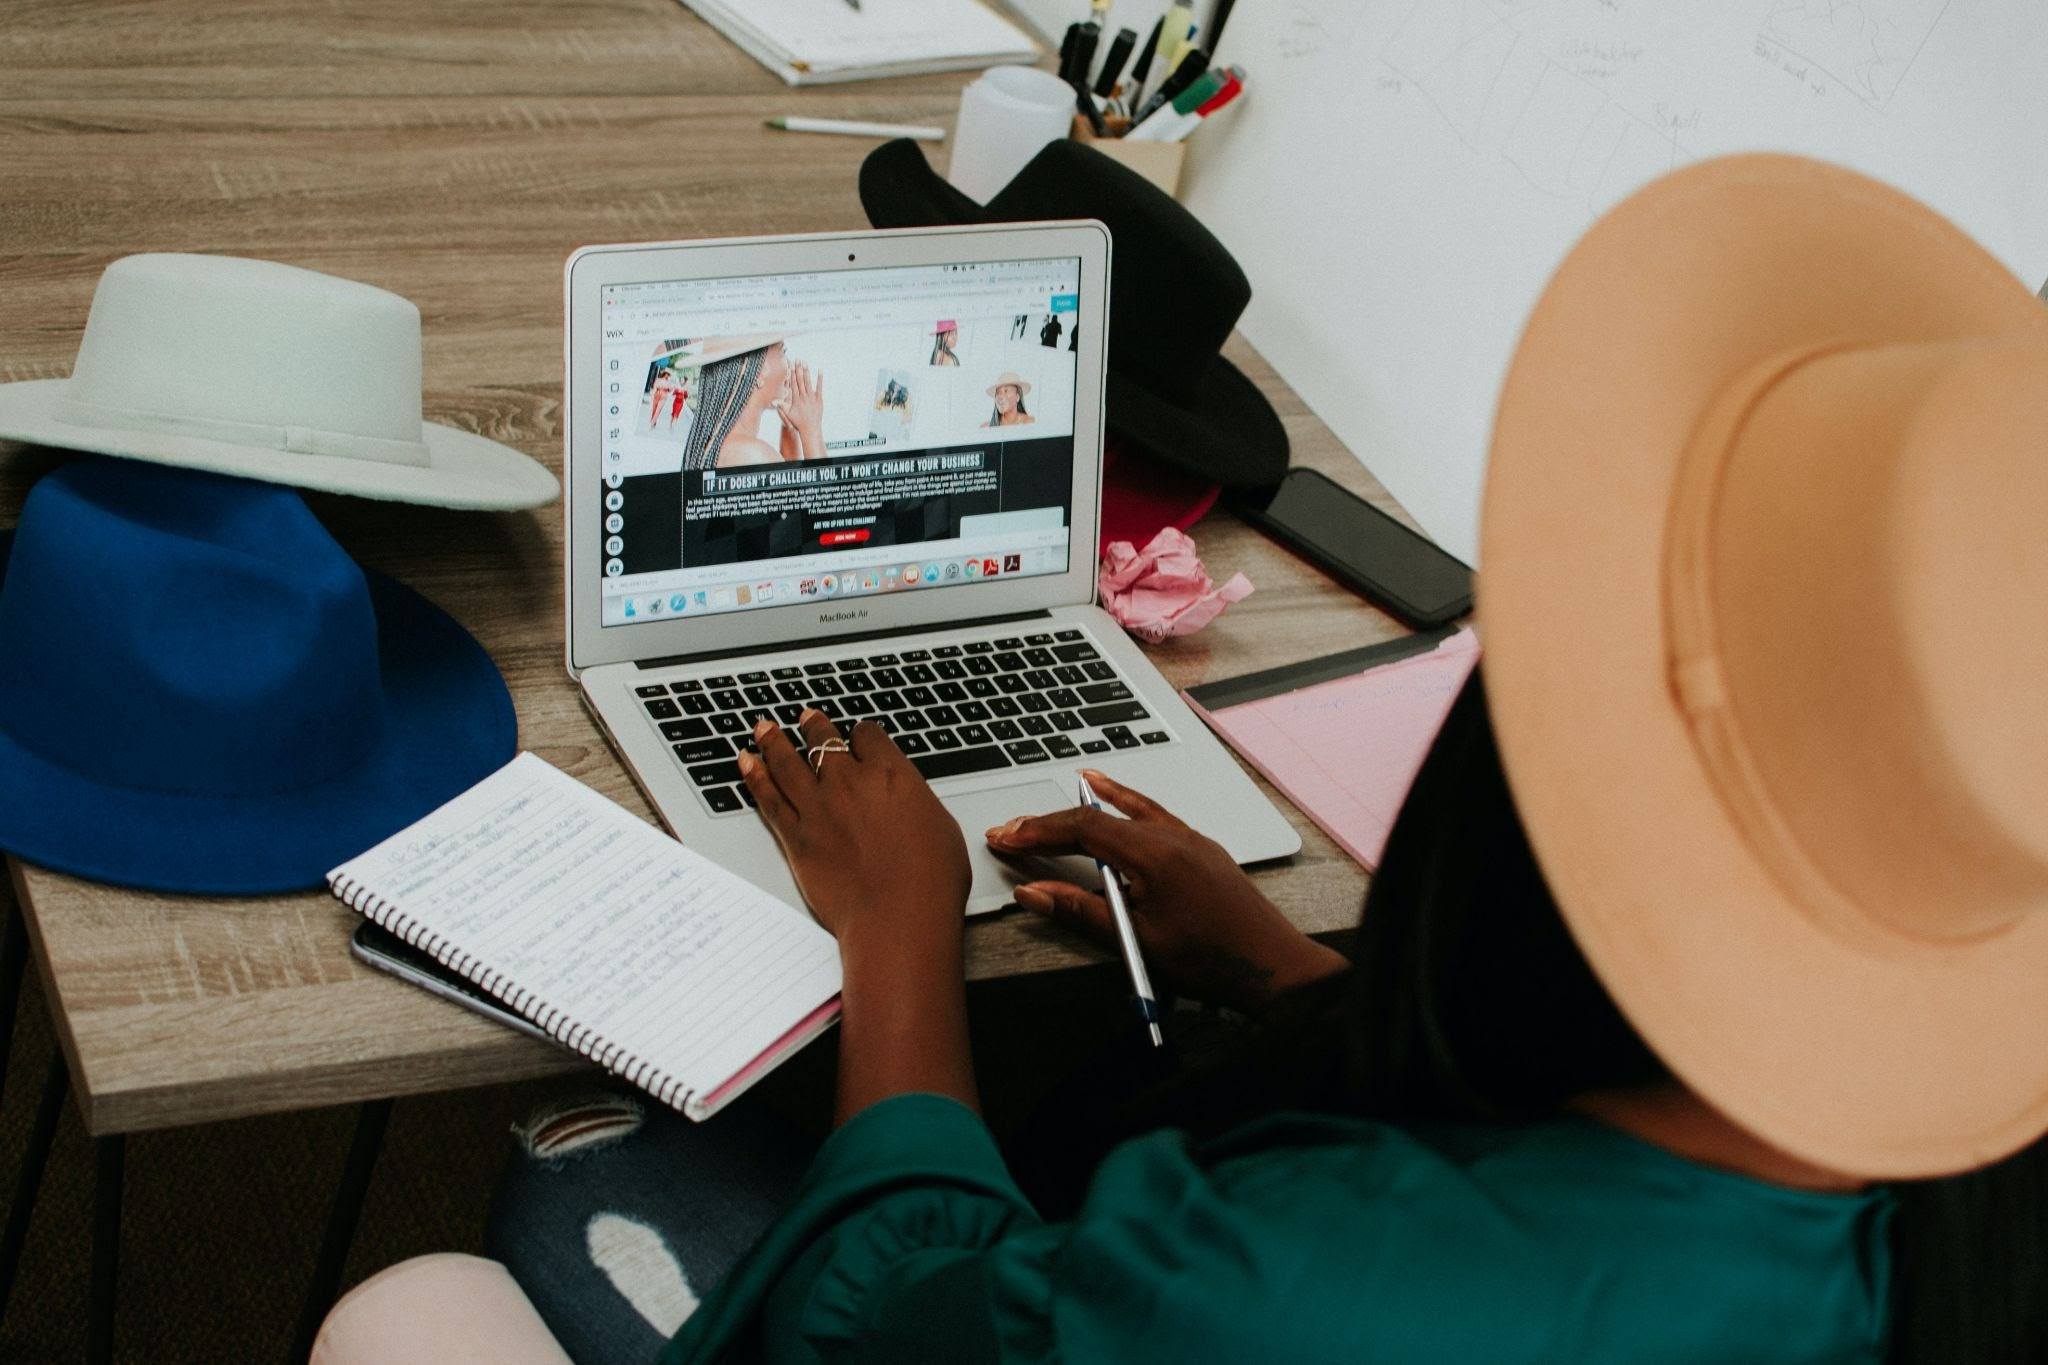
[565,222,1298,914]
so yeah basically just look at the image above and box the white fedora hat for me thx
[0,254,558,510]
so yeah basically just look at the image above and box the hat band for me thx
[1660,340,1915,950]
[55,393,433,468]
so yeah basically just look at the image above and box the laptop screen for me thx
[596,256,1082,627]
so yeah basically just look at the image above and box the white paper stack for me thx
[684,0,1039,85]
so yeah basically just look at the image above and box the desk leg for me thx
[88,1133,123,1365]
[286,1098,393,1363]
[0,897,26,1100]
[0,1052,68,1324]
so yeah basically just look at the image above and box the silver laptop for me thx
[564,223,1297,914]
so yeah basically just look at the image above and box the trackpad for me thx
[946,780,1103,907]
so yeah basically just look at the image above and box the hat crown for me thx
[0,461,387,797]
[64,254,427,453]
[1671,337,2048,941]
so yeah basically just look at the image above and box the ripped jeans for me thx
[484,1093,815,1365]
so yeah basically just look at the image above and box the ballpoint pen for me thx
[1078,774,1164,1048]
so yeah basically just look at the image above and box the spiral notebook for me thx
[681,0,1038,85]
[327,753,842,1120]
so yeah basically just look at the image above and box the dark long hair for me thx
[1060,669,2047,1363]
[681,349,766,471]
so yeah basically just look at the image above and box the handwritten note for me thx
[1186,630,1480,870]
[330,754,841,1115]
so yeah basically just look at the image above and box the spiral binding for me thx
[331,872,695,1112]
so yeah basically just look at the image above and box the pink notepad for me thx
[1183,628,1480,870]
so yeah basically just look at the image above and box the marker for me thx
[1094,26,1138,98]
[1127,15,1165,93]
[1128,64,1224,138]
[766,117,945,141]
[1069,20,1101,91]
[1160,69,1244,142]
[1078,775,1164,1048]
[1132,46,1207,123]
[1073,81,1108,137]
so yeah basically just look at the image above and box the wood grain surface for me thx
[0,0,1431,1135]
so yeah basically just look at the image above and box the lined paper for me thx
[329,754,841,1115]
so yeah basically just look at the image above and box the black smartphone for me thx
[1229,469,1473,627]
[349,922,550,1042]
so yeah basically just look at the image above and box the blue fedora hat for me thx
[0,459,516,893]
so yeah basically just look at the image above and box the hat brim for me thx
[0,379,559,511]
[1099,439,1219,552]
[0,529,518,894]
[861,140,1288,490]
[1481,154,2048,1178]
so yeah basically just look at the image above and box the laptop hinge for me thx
[635,608,1056,670]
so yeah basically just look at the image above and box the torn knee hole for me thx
[515,1093,645,1160]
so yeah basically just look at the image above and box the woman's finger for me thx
[796,708,856,782]
[847,718,899,764]
[755,717,816,801]
[1077,769,1176,825]
[986,806,1143,864]
[737,750,794,830]
[1013,880,1115,942]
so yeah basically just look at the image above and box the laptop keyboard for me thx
[631,627,1171,817]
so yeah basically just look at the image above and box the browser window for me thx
[597,257,1082,626]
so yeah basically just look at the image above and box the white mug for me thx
[948,65,1075,204]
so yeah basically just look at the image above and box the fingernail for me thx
[800,707,822,723]
[985,817,1023,843]
[754,718,772,737]
[1013,885,1052,910]
[1079,768,1106,783]
[738,752,758,775]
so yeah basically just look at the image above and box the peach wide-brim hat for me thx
[1481,154,2048,1179]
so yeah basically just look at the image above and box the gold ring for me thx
[806,738,851,774]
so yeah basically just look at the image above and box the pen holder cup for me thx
[1070,116,1186,198]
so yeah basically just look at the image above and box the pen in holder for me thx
[1070,115,1186,198]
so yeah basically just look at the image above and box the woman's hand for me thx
[737,710,969,941]
[986,771,1349,1014]
[771,361,826,460]
[739,710,977,1123]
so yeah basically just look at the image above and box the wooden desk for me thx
[0,0,1420,1140]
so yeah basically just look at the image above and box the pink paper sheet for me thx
[1184,629,1481,870]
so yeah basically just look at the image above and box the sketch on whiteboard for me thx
[1754,0,1952,108]
[1381,1,1692,218]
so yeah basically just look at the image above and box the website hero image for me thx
[598,259,1082,626]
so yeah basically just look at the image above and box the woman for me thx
[680,339,825,469]
[930,321,960,366]
[489,157,2048,1361]
[983,372,1033,428]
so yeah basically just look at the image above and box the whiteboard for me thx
[1182,0,2048,563]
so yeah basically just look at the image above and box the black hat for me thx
[859,138,1288,491]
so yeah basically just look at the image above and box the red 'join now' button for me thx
[819,529,871,546]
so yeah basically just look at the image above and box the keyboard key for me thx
[1019,715,1053,737]
[926,705,959,726]
[872,690,905,711]
[993,652,1027,672]
[703,785,743,814]
[815,699,845,721]
[1054,629,1083,641]
[1052,642,1099,663]
[874,715,898,735]
[660,718,712,741]
[839,656,867,670]
[1079,681,1133,704]
[776,680,812,702]
[1080,701,1150,727]
[868,653,899,666]
[670,679,704,694]
[709,711,745,735]
[737,785,757,809]
[1140,730,1171,745]
[989,719,1023,741]
[929,728,963,751]
[689,759,743,787]
[1054,665,1088,686]
[643,697,681,720]
[897,732,931,756]
[903,664,937,684]
[841,694,875,716]
[988,696,1021,718]
[1081,739,1112,754]
[1026,633,1054,645]
[809,676,844,697]
[672,739,729,765]
[897,709,930,731]
[1005,739,1050,764]
[900,649,932,663]
[994,674,1028,695]
[935,681,967,703]
[964,641,994,654]
[958,723,992,745]
[771,666,803,680]
[745,684,777,707]
[1048,711,1082,732]
[739,670,769,685]
[1082,661,1117,682]
[635,683,669,699]
[994,637,1024,649]
[1023,669,1057,690]
[804,661,837,675]
[679,693,716,717]
[1044,735,1080,759]
[1023,648,1056,668]
[711,689,745,711]
[1047,688,1082,710]
[1017,693,1052,714]
[934,659,967,680]
[964,656,998,676]
[1103,726,1141,750]
[703,675,737,689]
[775,703,805,725]
[965,677,997,698]
[911,745,1012,781]
[903,686,937,707]
[871,667,906,688]
[933,645,963,658]
[958,701,991,722]
[839,671,875,692]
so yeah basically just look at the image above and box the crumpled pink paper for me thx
[1098,527,1253,642]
